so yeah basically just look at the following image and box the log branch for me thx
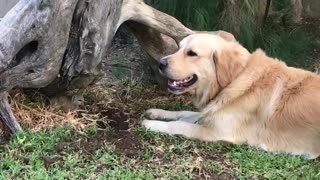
[120,0,193,43]
[0,92,21,134]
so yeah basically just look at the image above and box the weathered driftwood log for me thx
[0,0,193,135]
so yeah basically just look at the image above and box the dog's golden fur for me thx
[142,31,320,159]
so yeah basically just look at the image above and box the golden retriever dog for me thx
[141,31,320,159]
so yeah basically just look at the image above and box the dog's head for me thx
[159,31,250,96]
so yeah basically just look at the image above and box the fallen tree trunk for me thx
[0,0,193,135]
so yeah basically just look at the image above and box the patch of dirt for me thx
[43,156,63,169]
[69,129,142,158]
[193,172,236,180]
[55,142,65,153]
[200,154,237,180]
[20,156,30,165]
[0,134,9,145]
[107,130,142,157]
[54,101,142,158]
[92,104,131,130]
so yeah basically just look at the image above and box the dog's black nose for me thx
[159,58,168,71]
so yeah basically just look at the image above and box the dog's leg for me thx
[144,109,200,123]
[141,120,215,141]
[177,111,201,124]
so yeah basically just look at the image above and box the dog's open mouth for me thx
[167,75,198,94]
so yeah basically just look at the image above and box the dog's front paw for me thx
[144,109,167,120]
[141,119,170,133]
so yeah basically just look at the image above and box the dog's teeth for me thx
[182,77,191,83]
[170,78,192,87]
[173,81,177,86]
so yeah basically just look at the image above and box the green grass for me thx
[1,126,319,179]
[148,0,222,31]
[0,127,221,179]
[259,27,315,69]
[228,146,320,179]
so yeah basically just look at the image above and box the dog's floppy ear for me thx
[212,31,236,42]
[213,49,245,88]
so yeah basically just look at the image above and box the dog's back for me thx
[271,70,320,158]
[245,50,320,158]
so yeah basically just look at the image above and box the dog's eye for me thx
[187,50,197,57]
